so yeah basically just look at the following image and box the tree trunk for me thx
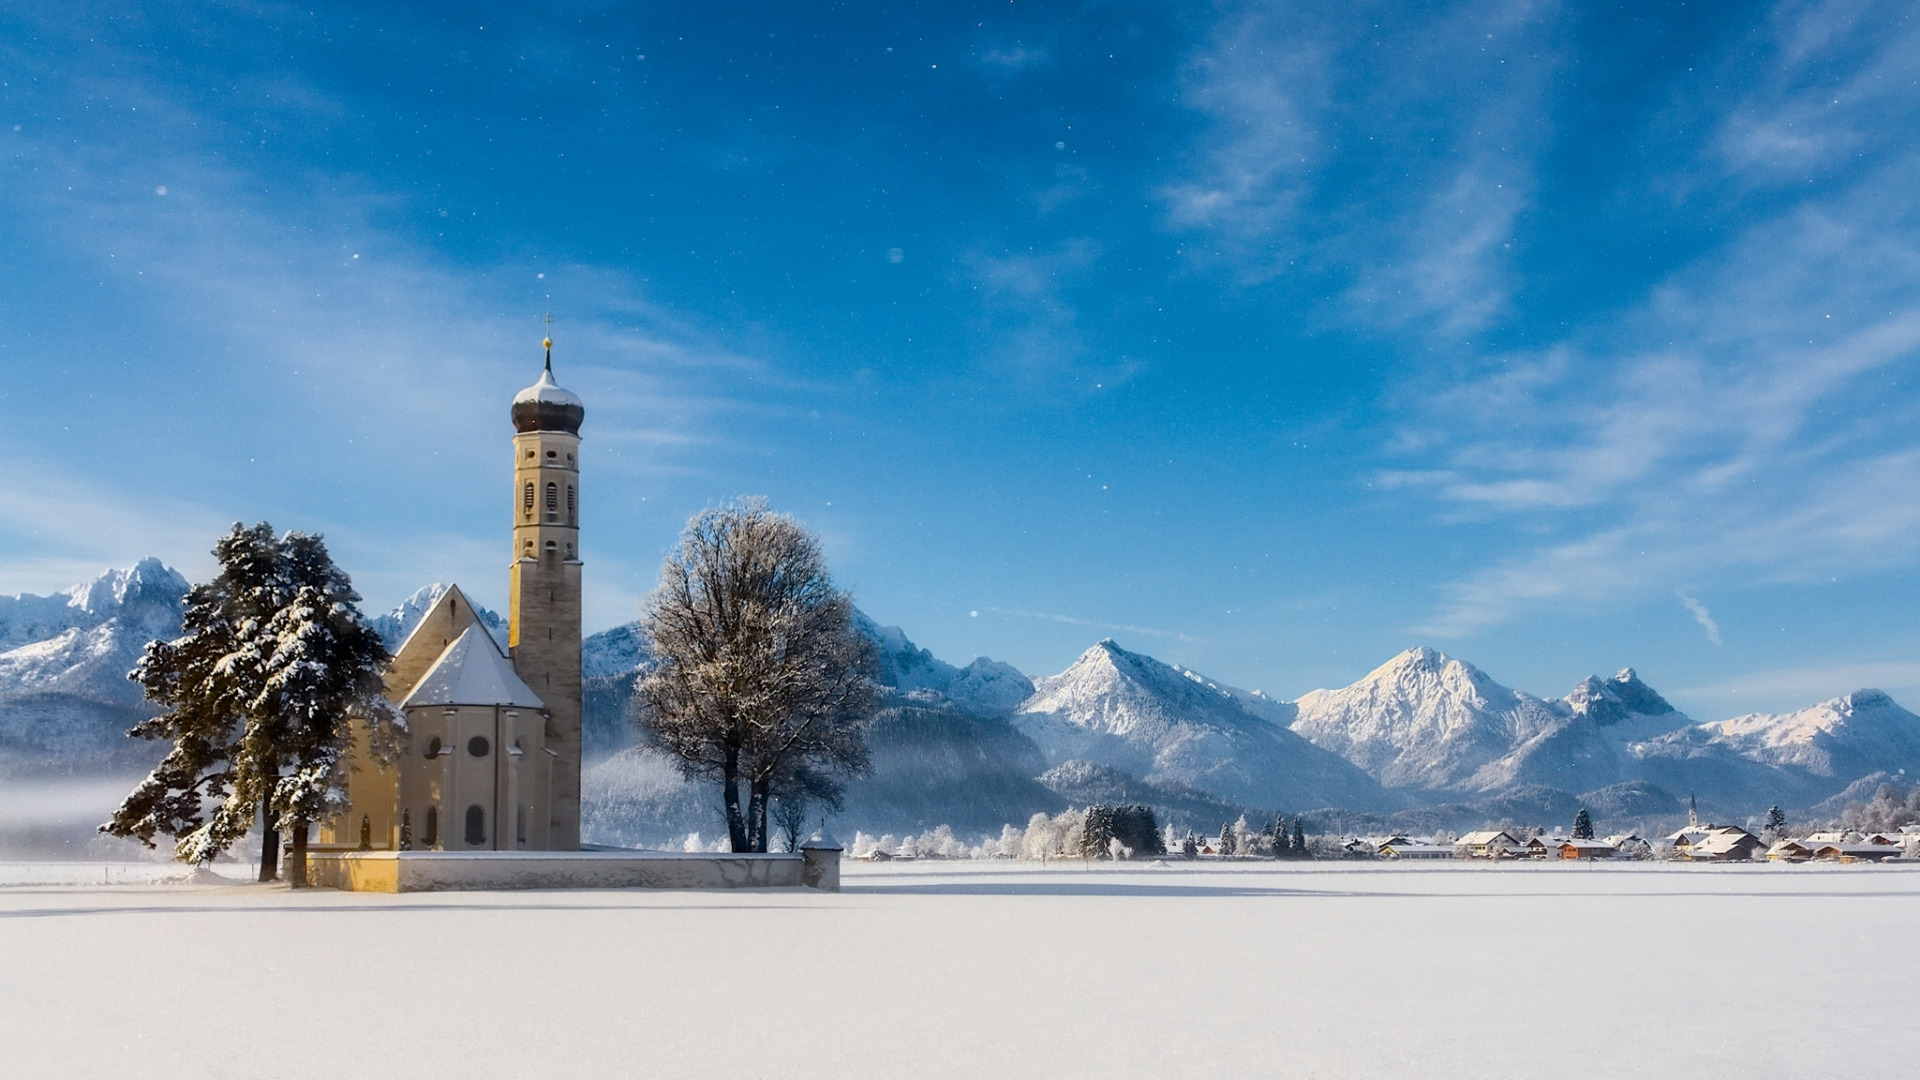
[288,819,310,889]
[721,745,749,853]
[746,777,770,853]
[257,793,280,882]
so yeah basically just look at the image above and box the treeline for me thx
[844,809,1323,861]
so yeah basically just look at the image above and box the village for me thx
[846,812,1920,865]
[1345,824,1919,864]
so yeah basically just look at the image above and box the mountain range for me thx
[6,561,1920,842]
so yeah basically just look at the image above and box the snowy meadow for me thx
[2,859,1913,1080]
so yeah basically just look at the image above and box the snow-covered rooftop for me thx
[401,625,545,710]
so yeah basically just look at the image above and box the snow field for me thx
[1,860,1914,1079]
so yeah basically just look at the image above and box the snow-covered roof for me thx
[512,365,583,410]
[400,625,545,710]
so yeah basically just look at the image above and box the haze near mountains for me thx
[7,562,1920,842]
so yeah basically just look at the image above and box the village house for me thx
[1813,843,1903,864]
[1677,826,1767,861]
[1558,839,1616,860]
[1767,839,1816,862]
[1459,831,1520,859]
[1378,841,1455,860]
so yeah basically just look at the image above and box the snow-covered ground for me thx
[2,860,1912,1079]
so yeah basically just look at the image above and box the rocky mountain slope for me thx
[1290,648,1565,792]
[1016,640,1393,812]
[0,560,188,773]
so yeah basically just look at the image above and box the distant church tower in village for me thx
[324,340,586,852]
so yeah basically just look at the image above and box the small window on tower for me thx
[424,806,439,847]
[523,482,534,514]
[567,485,576,522]
[545,482,559,521]
[465,804,486,847]
[547,450,557,458]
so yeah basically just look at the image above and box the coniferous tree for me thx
[103,524,393,881]
[1182,832,1199,858]
[1292,818,1306,857]
[255,573,397,887]
[1572,808,1594,840]
[1273,817,1290,857]
[1765,805,1788,836]
[1218,822,1237,857]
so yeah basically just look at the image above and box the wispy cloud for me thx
[983,606,1200,643]
[1398,4,1920,636]
[1676,593,1723,646]
[0,24,776,628]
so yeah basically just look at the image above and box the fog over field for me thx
[3,861,1913,1079]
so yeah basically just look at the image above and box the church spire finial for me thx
[543,312,554,374]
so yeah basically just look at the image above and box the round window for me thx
[424,736,442,759]
[468,736,490,758]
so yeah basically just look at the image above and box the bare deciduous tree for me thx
[637,499,879,852]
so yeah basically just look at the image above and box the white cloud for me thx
[1676,593,1723,646]
[1398,5,1920,635]
[0,31,774,630]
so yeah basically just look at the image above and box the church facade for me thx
[321,342,586,853]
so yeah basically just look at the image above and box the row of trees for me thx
[1179,816,1310,858]
[103,523,395,885]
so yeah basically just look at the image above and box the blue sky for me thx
[5,1,1920,716]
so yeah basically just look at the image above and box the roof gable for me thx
[401,625,545,709]
[385,584,495,702]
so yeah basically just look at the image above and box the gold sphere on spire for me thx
[543,337,553,349]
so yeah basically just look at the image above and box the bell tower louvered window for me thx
[522,481,534,519]
[545,482,559,522]
[567,485,576,525]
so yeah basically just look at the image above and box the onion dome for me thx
[511,338,585,434]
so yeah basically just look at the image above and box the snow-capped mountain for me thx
[1630,690,1920,807]
[1015,640,1391,811]
[0,560,189,770]
[854,611,1034,716]
[1290,648,1565,792]
[1288,650,1920,813]
[1467,669,1685,795]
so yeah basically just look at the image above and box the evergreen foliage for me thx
[1292,818,1306,855]
[1572,808,1594,840]
[1765,805,1788,835]
[638,499,881,852]
[1273,817,1290,857]
[1218,821,1236,857]
[102,524,394,882]
[1078,804,1164,859]
[1181,832,1199,858]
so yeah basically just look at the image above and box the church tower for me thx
[509,338,585,849]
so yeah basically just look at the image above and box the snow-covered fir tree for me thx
[102,524,391,881]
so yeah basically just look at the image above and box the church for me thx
[319,339,586,853]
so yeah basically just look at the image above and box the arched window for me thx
[567,485,576,524]
[522,481,534,518]
[423,806,439,847]
[545,482,559,522]
[424,736,442,759]
[516,804,527,845]
[545,540,558,561]
[464,804,486,847]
